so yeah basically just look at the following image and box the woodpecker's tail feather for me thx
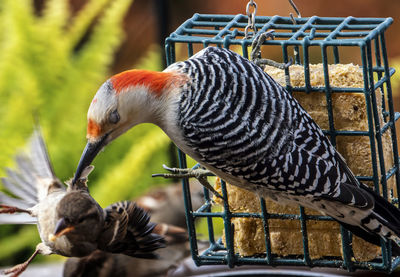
[337,183,400,256]
[329,152,400,254]
[338,221,400,256]
[360,183,400,239]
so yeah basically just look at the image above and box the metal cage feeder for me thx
[163,13,400,273]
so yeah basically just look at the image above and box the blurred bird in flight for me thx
[0,130,166,277]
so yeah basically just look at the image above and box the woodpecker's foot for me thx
[152,165,226,200]
[250,30,276,61]
[152,164,213,179]
[0,205,31,215]
[255,57,293,70]
[2,249,39,277]
[250,30,293,70]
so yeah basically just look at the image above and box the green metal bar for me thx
[177,149,200,265]
[321,46,336,146]
[200,179,216,245]
[281,44,294,92]
[374,68,395,92]
[259,198,273,264]
[361,44,381,193]
[366,39,392,270]
[292,86,365,93]
[302,37,311,92]
[333,46,340,64]
[196,202,212,213]
[187,42,193,57]
[380,32,400,198]
[289,16,318,41]
[340,225,354,271]
[196,258,389,271]
[299,206,312,266]
[167,35,390,46]
[381,238,391,272]
[214,14,244,39]
[373,36,387,122]
[322,130,369,136]
[326,16,354,41]
[193,211,335,221]
[323,43,354,271]
[181,14,391,30]
[241,43,249,59]
[258,15,280,34]
[220,180,235,268]
[366,40,389,199]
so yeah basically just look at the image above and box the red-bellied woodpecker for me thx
[73,46,400,253]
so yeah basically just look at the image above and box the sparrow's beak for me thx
[72,134,108,184]
[49,218,75,242]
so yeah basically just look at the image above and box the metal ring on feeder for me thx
[245,0,257,39]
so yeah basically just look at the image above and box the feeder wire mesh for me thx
[162,13,400,273]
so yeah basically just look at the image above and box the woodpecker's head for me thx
[73,69,186,183]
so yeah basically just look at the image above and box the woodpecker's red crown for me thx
[110,69,177,97]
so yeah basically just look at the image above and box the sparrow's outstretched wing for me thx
[99,201,166,258]
[28,128,65,201]
[0,129,64,224]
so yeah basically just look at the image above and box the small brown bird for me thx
[63,223,190,277]
[135,181,204,229]
[63,183,206,277]
[0,130,165,277]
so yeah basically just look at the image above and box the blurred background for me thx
[0,0,399,269]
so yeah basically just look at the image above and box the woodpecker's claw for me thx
[152,165,226,200]
[152,164,213,178]
[250,30,293,71]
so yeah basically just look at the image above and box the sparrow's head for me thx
[73,69,187,183]
[51,192,104,243]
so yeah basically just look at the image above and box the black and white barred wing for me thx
[0,129,64,224]
[177,47,295,174]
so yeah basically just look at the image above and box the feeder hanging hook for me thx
[244,0,257,39]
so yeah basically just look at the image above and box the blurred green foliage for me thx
[0,0,172,266]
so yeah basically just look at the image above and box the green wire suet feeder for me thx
[163,11,400,273]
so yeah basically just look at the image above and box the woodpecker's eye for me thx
[109,110,120,124]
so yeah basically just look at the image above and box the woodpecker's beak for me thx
[49,218,75,242]
[73,134,108,184]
